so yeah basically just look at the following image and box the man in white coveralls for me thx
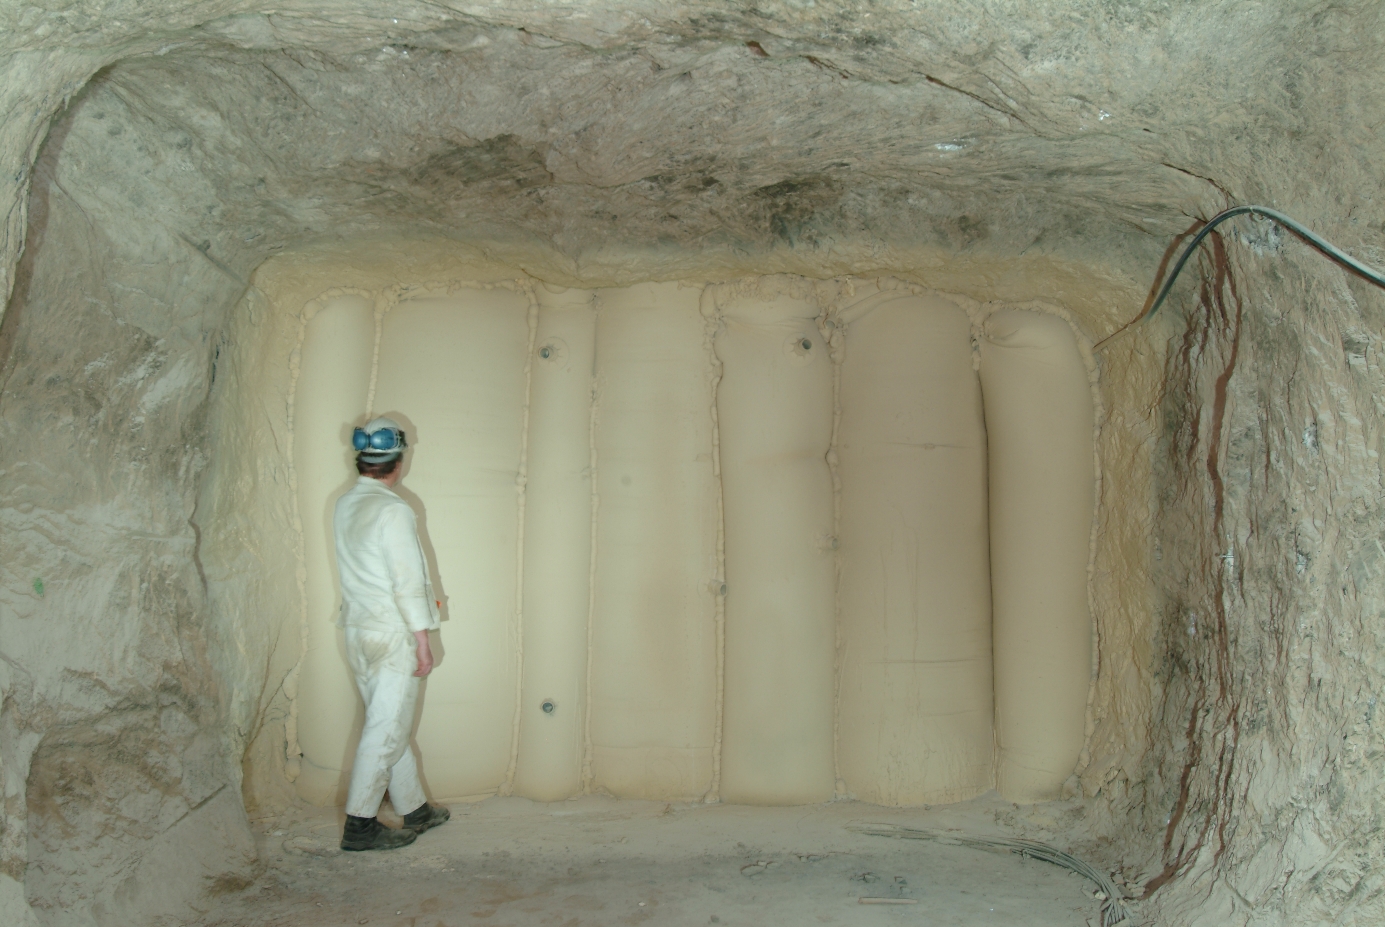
[335,416,451,851]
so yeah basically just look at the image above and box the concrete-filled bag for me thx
[371,288,532,799]
[513,285,597,801]
[292,294,375,804]
[978,308,1094,802]
[835,291,994,805]
[587,282,720,800]
[715,285,836,805]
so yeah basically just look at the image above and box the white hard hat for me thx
[352,416,407,463]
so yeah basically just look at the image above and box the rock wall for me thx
[1122,230,1385,924]
[0,112,259,925]
[1,2,1384,925]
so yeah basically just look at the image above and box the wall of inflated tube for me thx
[291,277,1094,808]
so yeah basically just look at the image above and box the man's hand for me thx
[413,631,434,677]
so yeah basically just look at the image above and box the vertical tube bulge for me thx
[979,308,1094,802]
[716,291,836,805]
[588,282,719,800]
[293,295,375,804]
[372,290,531,799]
[513,286,597,801]
[836,294,994,805]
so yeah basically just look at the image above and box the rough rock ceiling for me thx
[83,21,1189,261]
[4,6,1385,926]
[8,0,1378,296]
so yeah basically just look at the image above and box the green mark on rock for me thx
[33,577,44,598]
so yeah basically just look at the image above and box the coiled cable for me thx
[852,822,1133,926]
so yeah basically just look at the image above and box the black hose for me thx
[1095,205,1385,350]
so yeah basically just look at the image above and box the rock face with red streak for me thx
[1,4,1383,926]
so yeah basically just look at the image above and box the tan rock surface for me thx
[1,3,1383,925]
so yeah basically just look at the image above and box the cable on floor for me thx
[851,822,1133,926]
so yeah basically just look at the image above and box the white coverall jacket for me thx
[333,476,441,818]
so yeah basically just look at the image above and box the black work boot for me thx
[402,803,451,834]
[341,814,418,851]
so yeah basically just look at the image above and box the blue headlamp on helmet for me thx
[352,426,406,452]
[352,416,407,463]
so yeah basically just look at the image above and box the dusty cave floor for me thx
[198,794,1123,927]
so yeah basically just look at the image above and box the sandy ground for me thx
[195,794,1118,927]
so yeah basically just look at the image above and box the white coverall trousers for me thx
[343,627,427,818]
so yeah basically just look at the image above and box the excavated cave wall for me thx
[0,115,260,925]
[1126,236,1385,924]
[1,3,1384,926]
